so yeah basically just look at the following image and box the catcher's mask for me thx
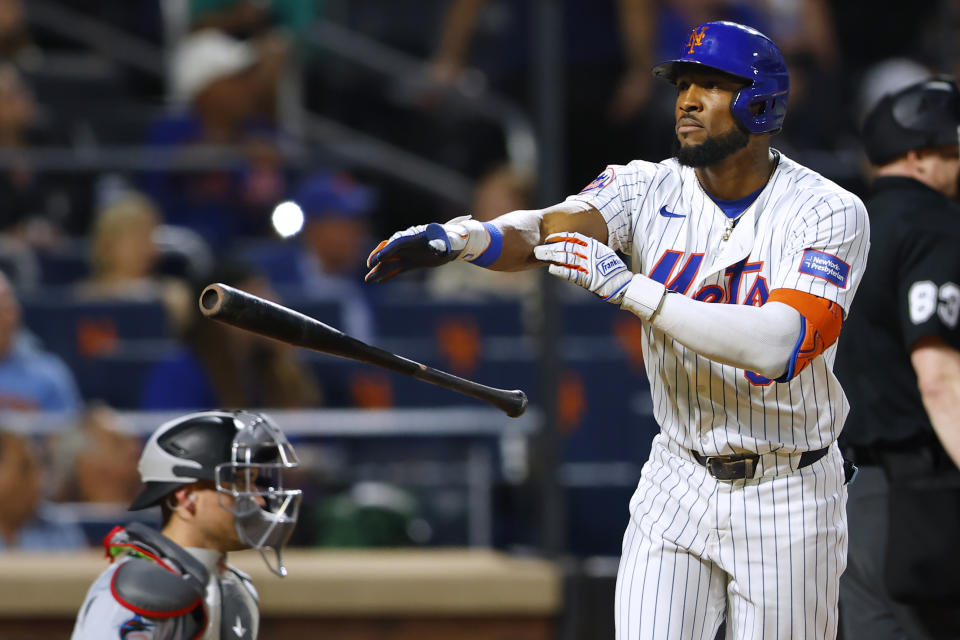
[131,410,302,576]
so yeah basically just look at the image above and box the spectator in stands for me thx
[289,171,378,343]
[0,0,40,70]
[143,28,292,243]
[421,0,843,187]
[419,0,680,183]
[140,260,320,409]
[0,63,83,244]
[0,430,87,551]
[74,191,193,332]
[50,403,141,505]
[427,163,539,301]
[189,0,317,41]
[0,270,81,412]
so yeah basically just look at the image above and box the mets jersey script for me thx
[568,150,870,640]
[568,150,871,458]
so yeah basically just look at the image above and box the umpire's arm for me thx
[911,336,960,468]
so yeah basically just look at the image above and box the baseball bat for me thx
[198,283,528,417]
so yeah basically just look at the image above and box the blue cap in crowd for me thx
[294,172,374,221]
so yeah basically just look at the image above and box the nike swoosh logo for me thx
[659,206,686,219]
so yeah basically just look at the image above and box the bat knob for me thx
[506,390,528,418]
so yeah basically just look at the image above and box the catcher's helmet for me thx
[130,410,301,576]
[653,21,789,134]
[861,77,960,165]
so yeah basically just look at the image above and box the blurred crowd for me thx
[1,0,959,553]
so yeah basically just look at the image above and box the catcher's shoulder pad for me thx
[110,557,204,617]
[105,524,209,620]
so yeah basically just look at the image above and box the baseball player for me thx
[71,410,302,640]
[365,21,869,639]
[835,78,960,639]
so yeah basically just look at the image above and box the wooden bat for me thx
[198,283,528,417]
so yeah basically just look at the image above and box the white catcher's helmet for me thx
[130,410,302,576]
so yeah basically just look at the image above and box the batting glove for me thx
[365,216,494,283]
[533,232,634,303]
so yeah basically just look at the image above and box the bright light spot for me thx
[272,201,304,238]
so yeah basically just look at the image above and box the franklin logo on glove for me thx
[598,256,625,277]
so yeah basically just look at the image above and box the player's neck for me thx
[163,518,229,554]
[695,141,775,201]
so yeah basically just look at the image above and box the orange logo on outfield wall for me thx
[436,317,481,375]
[686,26,709,54]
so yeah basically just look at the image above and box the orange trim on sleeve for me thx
[768,289,844,379]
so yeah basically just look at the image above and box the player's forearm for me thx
[480,209,547,271]
[483,202,608,271]
[635,289,802,378]
[912,342,960,469]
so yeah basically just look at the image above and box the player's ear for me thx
[171,485,199,515]
[904,149,924,173]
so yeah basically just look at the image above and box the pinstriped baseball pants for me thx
[615,433,848,639]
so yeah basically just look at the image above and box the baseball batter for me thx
[366,21,869,639]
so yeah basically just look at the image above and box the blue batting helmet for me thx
[653,21,790,134]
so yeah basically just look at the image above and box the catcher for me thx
[71,410,302,640]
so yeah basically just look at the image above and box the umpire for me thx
[836,77,960,639]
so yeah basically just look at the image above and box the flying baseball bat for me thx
[198,283,528,417]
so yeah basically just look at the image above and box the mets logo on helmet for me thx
[686,26,708,54]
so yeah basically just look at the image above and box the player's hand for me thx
[534,232,633,303]
[365,223,458,283]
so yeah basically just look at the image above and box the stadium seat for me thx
[20,294,170,367]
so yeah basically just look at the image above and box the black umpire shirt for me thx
[836,176,960,447]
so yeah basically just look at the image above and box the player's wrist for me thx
[620,274,668,321]
[445,216,502,266]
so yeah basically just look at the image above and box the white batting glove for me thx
[533,232,634,303]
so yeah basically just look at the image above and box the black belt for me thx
[691,446,829,480]
[845,442,948,479]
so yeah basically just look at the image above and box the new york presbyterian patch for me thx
[798,249,849,288]
[580,168,614,193]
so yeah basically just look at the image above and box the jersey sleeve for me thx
[772,192,870,314]
[897,226,960,351]
[564,160,659,255]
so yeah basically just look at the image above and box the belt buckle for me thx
[705,454,758,480]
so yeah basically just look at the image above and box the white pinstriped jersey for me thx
[568,150,870,457]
